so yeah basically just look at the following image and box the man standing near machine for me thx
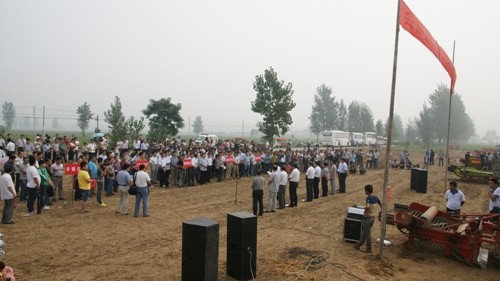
[444,181,465,216]
[354,185,381,253]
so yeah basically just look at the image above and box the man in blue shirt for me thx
[88,155,98,196]
[354,184,381,253]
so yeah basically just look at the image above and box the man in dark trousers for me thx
[354,185,381,253]
[337,158,348,193]
[250,169,265,216]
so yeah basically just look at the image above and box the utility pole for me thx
[188,116,191,134]
[42,106,45,136]
[33,106,36,132]
[241,120,244,137]
[96,115,99,131]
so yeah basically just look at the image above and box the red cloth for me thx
[400,0,456,93]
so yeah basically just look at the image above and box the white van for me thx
[194,134,219,146]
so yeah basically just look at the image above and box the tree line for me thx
[250,67,475,146]
[1,68,474,147]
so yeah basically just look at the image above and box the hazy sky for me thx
[1,0,498,136]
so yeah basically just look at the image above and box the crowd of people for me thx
[0,132,383,221]
[2,132,500,225]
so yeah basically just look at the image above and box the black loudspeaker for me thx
[182,217,219,281]
[410,168,418,190]
[343,218,363,243]
[410,168,428,193]
[227,211,257,280]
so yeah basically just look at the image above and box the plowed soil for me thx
[3,148,500,280]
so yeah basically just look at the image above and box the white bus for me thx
[351,132,365,146]
[364,132,377,146]
[322,130,350,147]
[376,136,387,145]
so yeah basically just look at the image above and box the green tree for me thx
[251,67,296,141]
[143,97,184,138]
[405,119,418,143]
[424,84,475,143]
[415,104,434,146]
[347,101,362,133]
[347,101,374,133]
[192,116,204,135]
[337,99,347,131]
[76,102,93,136]
[385,114,404,142]
[2,102,15,130]
[375,119,385,136]
[125,116,145,141]
[104,96,127,144]
[309,84,338,135]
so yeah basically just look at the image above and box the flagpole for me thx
[444,41,456,193]
[379,0,402,257]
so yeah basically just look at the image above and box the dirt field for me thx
[2,148,500,280]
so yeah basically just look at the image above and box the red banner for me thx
[183,158,193,168]
[255,155,261,163]
[400,0,456,92]
[64,163,80,175]
[226,155,233,164]
[135,160,149,170]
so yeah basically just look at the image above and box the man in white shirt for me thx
[444,181,465,216]
[305,162,315,202]
[267,165,280,212]
[206,152,213,182]
[488,178,500,214]
[1,165,16,224]
[277,167,288,209]
[289,164,300,207]
[198,152,208,185]
[25,156,41,216]
[337,158,348,193]
[5,140,15,157]
[149,152,159,184]
[134,164,151,217]
[120,139,129,156]
[17,135,26,153]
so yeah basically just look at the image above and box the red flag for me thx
[400,0,456,93]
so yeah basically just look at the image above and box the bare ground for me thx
[2,148,500,280]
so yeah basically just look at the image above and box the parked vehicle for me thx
[351,132,365,146]
[322,130,350,147]
[364,132,377,146]
[194,134,218,146]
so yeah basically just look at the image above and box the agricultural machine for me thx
[448,165,495,181]
[385,203,500,266]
